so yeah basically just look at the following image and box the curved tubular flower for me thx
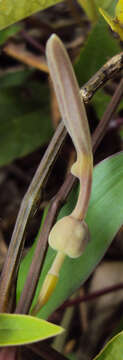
[31,35,93,315]
[99,0,123,40]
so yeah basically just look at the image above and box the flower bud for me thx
[49,216,89,258]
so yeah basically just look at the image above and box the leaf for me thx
[77,0,98,23]
[92,89,123,119]
[0,0,61,31]
[17,152,123,319]
[67,353,78,360]
[0,313,63,346]
[116,0,123,23]
[74,16,120,86]
[16,206,50,296]
[0,69,33,88]
[99,0,123,40]
[93,331,123,360]
[0,25,21,45]
[16,186,78,303]
[0,83,53,166]
[92,89,111,118]
[95,0,114,9]
[95,0,117,15]
[99,7,123,40]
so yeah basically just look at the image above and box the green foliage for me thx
[92,89,110,118]
[0,25,21,45]
[0,0,61,30]
[0,313,63,346]
[74,17,120,86]
[93,331,123,360]
[0,82,53,166]
[95,0,113,9]
[0,3,123,357]
[17,152,123,319]
[67,353,78,360]
[95,0,117,13]
[92,88,123,119]
[0,69,33,88]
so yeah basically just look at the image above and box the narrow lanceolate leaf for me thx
[0,313,63,346]
[17,152,123,319]
[0,0,61,31]
[93,331,123,360]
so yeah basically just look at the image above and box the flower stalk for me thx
[31,34,93,315]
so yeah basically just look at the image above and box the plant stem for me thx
[15,173,74,315]
[80,52,123,103]
[0,52,123,313]
[28,342,69,360]
[52,294,76,353]
[0,347,17,360]
[16,78,123,315]
[4,43,48,73]
[59,282,123,309]
[31,252,65,315]
[0,121,66,312]
[92,78,123,152]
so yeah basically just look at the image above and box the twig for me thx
[92,78,123,152]
[4,43,48,73]
[16,78,123,315]
[52,294,76,353]
[80,52,123,103]
[20,30,45,54]
[15,174,74,314]
[0,122,66,312]
[28,342,68,360]
[0,53,123,313]
[59,282,123,309]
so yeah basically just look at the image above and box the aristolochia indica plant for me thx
[32,34,93,315]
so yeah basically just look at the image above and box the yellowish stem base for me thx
[31,252,65,315]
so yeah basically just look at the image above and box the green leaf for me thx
[74,16,120,86]
[16,206,50,297]
[0,0,61,31]
[0,24,21,45]
[92,88,123,119]
[0,313,63,346]
[67,353,78,360]
[17,152,123,319]
[16,185,78,304]
[92,89,111,118]
[95,0,111,9]
[0,69,33,88]
[95,0,117,12]
[0,83,53,166]
[93,331,123,360]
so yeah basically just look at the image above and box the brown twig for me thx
[0,53,123,313]
[59,282,123,309]
[15,173,74,314]
[4,43,48,73]
[28,342,68,360]
[16,78,123,315]
[0,122,66,312]
[80,53,123,103]
[20,30,45,54]
[92,78,123,152]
